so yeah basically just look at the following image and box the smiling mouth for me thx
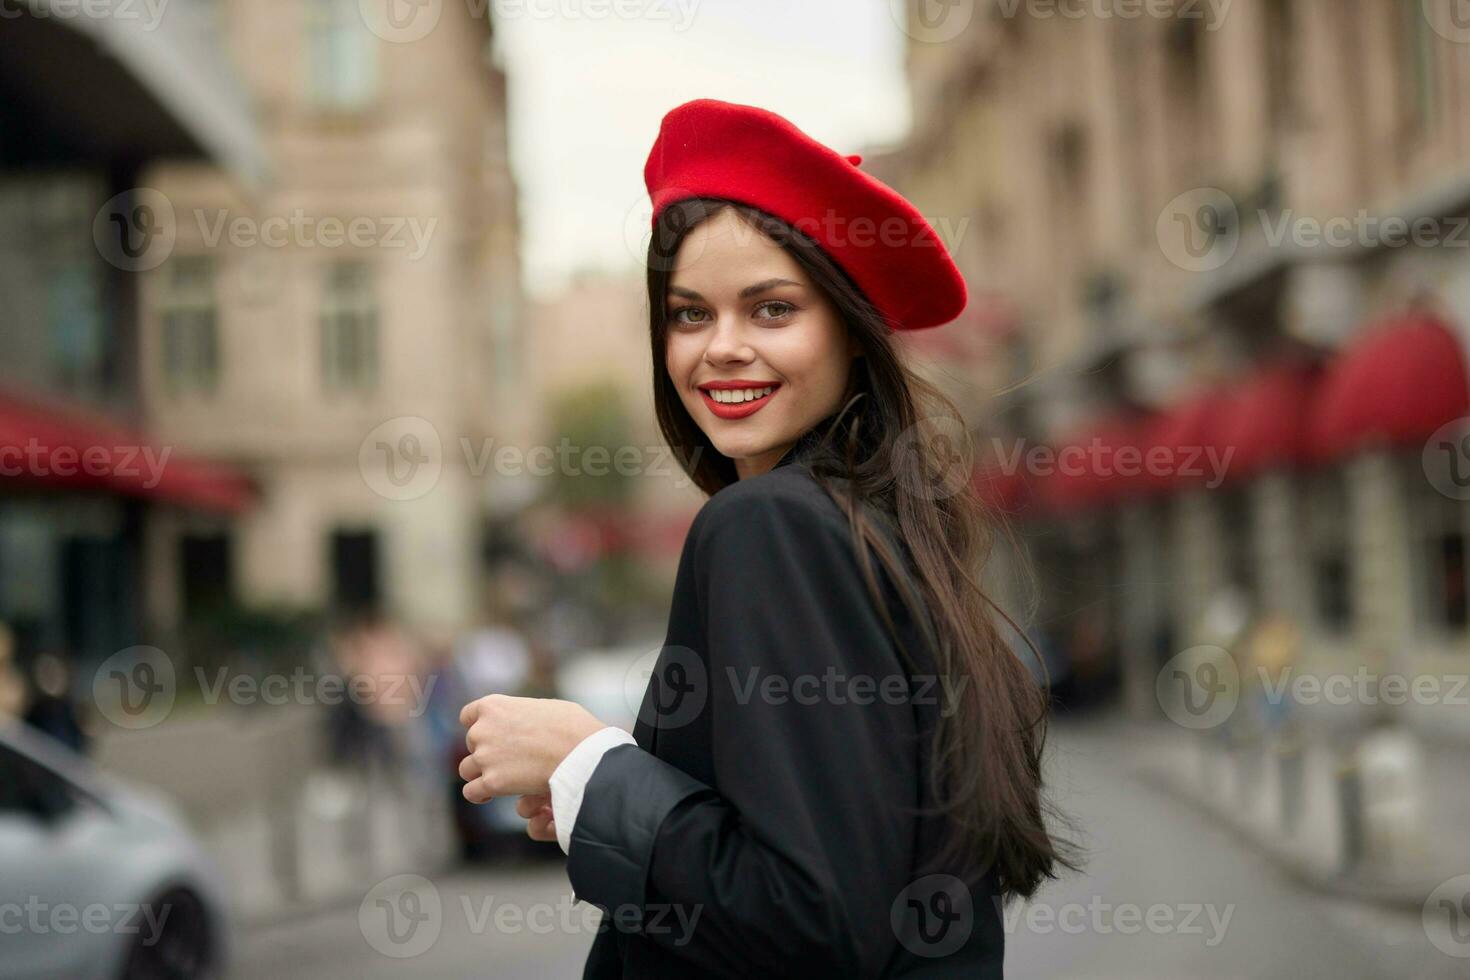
[697,382,781,419]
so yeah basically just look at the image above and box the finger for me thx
[462,777,493,805]
[516,793,550,818]
[458,754,481,783]
[526,814,556,842]
[459,700,479,728]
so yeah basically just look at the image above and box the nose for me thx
[701,314,755,367]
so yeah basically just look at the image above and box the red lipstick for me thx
[697,379,781,420]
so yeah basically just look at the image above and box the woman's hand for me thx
[457,694,606,804]
[517,793,557,842]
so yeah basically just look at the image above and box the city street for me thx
[231,715,1461,979]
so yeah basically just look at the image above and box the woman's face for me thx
[663,208,859,479]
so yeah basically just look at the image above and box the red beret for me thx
[644,98,968,332]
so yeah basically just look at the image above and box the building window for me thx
[305,0,378,109]
[1407,456,1469,636]
[180,531,233,621]
[1164,16,1215,178]
[491,296,517,389]
[320,261,377,392]
[1398,0,1437,133]
[1264,0,1296,135]
[1047,122,1090,281]
[47,264,106,398]
[159,256,220,395]
[1219,487,1257,603]
[330,528,380,614]
[1305,472,1353,634]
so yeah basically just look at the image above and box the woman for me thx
[459,99,1076,977]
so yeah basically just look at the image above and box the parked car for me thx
[0,722,231,980]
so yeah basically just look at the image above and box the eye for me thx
[754,300,796,321]
[669,306,710,326]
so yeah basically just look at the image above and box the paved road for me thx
[1003,714,1458,979]
[232,714,1465,979]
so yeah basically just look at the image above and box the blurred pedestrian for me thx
[0,623,24,721]
[22,652,87,754]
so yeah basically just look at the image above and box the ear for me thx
[847,334,863,359]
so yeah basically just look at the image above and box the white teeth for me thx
[708,386,775,404]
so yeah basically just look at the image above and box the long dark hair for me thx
[647,198,1080,900]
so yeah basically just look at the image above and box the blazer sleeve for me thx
[565,483,922,977]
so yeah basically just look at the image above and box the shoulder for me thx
[689,463,851,560]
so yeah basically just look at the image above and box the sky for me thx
[492,0,914,299]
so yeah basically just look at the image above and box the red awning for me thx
[1140,387,1233,491]
[0,388,255,513]
[1309,311,1470,459]
[1038,413,1154,512]
[561,503,698,561]
[1216,360,1320,483]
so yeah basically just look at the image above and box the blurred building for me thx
[0,1,262,669]
[519,270,702,587]
[138,0,526,636]
[892,0,1470,876]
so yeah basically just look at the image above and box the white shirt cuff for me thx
[549,725,638,854]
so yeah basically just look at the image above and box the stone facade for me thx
[140,0,524,634]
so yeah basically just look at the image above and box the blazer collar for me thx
[772,417,835,471]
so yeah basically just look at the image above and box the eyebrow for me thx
[667,277,804,302]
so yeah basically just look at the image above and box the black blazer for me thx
[567,444,1007,978]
